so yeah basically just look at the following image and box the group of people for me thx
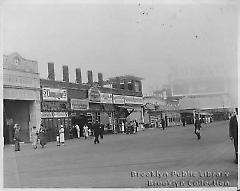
[31,124,48,149]
[73,124,91,139]
[70,122,104,144]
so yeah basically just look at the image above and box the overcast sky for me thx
[2,0,238,97]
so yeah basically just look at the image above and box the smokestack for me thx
[76,68,82,84]
[98,73,103,87]
[87,70,93,85]
[63,65,69,82]
[116,77,120,89]
[48,62,55,80]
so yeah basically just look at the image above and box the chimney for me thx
[87,70,93,85]
[116,77,120,89]
[48,62,55,80]
[98,73,103,87]
[62,65,69,82]
[76,68,82,84]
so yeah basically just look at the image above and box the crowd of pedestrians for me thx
[10,110,238,165]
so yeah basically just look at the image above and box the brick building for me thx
[40,63,144,141]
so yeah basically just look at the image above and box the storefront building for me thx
[3,52,41,144]
[143,96,181,128]
[40,64,144,140]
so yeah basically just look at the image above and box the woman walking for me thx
[31,126,38,149]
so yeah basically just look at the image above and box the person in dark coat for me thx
[99,124,104,139]
[229,108,238,164]
[93,121,100,144]
[13,124,20,151]
[161,118,165,130]
[39,124,47,148]
[194,115,201,140]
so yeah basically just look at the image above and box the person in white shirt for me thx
[59,125,65,145]
[83,124,89,139]
[75,124,80,139]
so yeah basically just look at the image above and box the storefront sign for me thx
[113,95,125,104]
[88,86,101,102]
[100,93,113,104]
[42,88,67,101]
[71,99,89,110]
[125,96,143,105]
[41,112,68,118]
[41,101,68,111]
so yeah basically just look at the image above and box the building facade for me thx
[3,53,41,144]
[40,64,144,141]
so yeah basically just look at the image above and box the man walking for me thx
[161,118,165,130]
[93,121,100,144]
[194,114,201,140]
[229,108,238,164]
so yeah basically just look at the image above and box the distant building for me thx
[143,96,181,128]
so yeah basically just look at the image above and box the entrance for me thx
[4,100,31,144]
[71,114,88,137]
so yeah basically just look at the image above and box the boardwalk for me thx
[4,121,237,188]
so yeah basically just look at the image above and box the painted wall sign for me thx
[100,93,113,104]
[88,86,101,102]
[71,99,89,110]
[125,96,143,105]
[42,88,67,101]
[113,95,125,104]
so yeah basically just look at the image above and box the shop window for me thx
[120,82,125,89]
[128,81,133,91]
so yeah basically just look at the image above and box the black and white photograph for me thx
[1,0,239,189]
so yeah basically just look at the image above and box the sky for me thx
[2,0,238,99]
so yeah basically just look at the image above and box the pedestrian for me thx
[31,126,38,149]
[229,108,238,164]
[135,120,138,133]
[56,126,60,146]
[121,121,125,134]
[93,121,100,144]
[59,125,65,145]
[83,124,89,139]
[194,114,201,140]
[133,120,136,134]
[182,117,186,127]
[13,124,20,151]
[161,118,165,130]
[75,124,80,139]
[39,124,47,148]
[99,124,104,139]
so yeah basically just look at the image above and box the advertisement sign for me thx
[125,96,143,105]
[100,93,113,104]
[41,112,68,118]
[88,86,101,102]
[42,88,67,101]
[71,99,89,110]
[113,95,125,104]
